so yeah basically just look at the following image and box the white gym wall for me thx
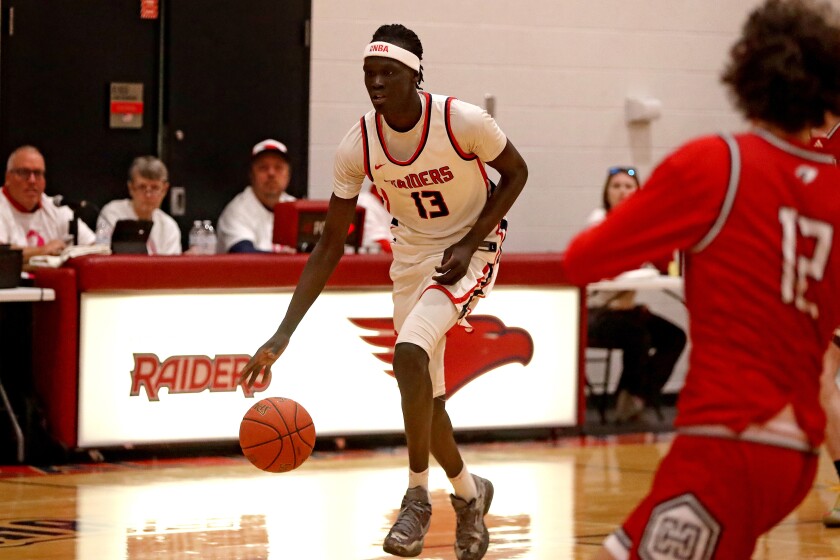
[307,1,779,252]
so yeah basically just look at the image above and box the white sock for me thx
[449,464,477,501]
[409,468,430,501]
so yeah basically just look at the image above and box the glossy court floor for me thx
[3,433,840,559]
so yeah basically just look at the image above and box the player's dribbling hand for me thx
[239,335,290,388]
[433,243,473,285]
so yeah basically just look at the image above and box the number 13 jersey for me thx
[333,92,507,259]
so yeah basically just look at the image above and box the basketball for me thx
[239,397,316,473]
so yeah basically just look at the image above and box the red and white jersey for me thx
[333,92,506,259]
[565,129,840,446]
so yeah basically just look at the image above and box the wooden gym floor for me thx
[2,432,840,559]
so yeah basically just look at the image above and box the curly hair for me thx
[371,24,424,88]
[721,0,840,133]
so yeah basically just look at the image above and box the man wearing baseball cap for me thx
[217,139,296,253]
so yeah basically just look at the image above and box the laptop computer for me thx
[111,219,154,255]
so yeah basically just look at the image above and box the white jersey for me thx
[333,92,507,260]
[217,186,296,252]
[97,199,182,255]
[0,188,95,247]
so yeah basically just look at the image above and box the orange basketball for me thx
[239,397,316,473]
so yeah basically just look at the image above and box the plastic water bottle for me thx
[189,220,204,253]
[95,222,113,246]
[201,220,217,255]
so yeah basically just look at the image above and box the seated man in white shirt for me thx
[97,156,182,255]
[0,145,95,263]
[217,139,296,253]
[357,182,394,254]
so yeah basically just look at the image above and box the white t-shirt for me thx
[97,199,182,255]
[357,186,393,248]
[0,189,95,247]
[217,186,296,252]
[585,207,607,226]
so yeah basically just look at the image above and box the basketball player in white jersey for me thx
[239,23,528,560]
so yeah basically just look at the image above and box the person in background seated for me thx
[357,182,394,254]
[0,145,95,263]
[97,156,182,255]
[585,166,686,422]
[217,139,296,253]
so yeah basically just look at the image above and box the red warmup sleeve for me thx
[564,135,733,285]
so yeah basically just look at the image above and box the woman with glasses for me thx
[96,156,182,255]
[585,166,687,422]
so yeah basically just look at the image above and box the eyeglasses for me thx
[608,166,637,178]
[131,183,166,194]
[8,168,45,180]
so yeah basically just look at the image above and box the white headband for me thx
[363,41,420,72]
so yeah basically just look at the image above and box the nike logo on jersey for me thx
[374,163,386,170]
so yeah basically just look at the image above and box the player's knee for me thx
[393,342,430,383]
[431,398,451,426]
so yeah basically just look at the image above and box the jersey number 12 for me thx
[779,207,833,319]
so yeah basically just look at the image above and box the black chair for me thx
[585,343,618,424]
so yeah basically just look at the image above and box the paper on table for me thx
[28,244,111,268]
[613,268,659,281]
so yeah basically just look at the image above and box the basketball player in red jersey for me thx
[239,23,527,559]
[566,1,840,558]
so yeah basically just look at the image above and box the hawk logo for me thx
[350,315,534,398]
[639,493,721,560]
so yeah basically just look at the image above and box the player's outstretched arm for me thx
[433,139,528,284]
[239,194,359,388]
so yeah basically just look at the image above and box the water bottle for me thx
[189,220,204,253]
[95,222,113,246]
[201,220,217,255]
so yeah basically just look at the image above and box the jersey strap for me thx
[691,133,741,253]
[360,117,373,181]
[444,96,476,161]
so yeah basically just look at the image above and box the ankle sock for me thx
[409,468,430,502]
[449,464,478,501]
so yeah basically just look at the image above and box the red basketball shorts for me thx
[604,434,817,559]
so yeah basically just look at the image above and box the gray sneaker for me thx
[450,474,494,560]
[383,486,432,557]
